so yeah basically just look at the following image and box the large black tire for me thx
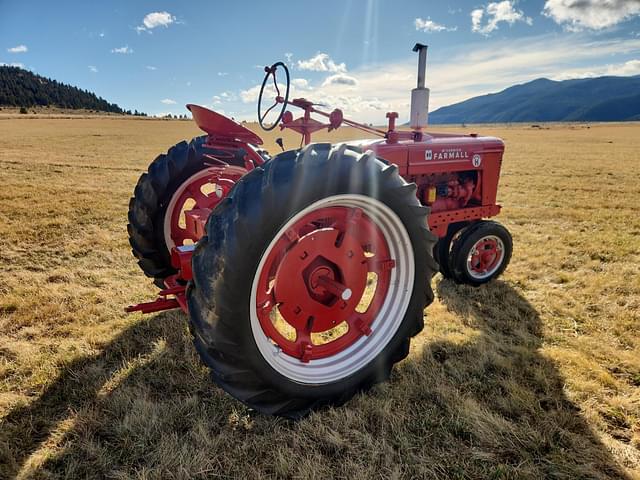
[127,136,246,287]
[433,221,468,279]
[187,143,438,419]
[449,220,512,286]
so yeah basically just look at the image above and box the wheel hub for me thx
[273,229,368,333]
[467,235,504,279]
[306,263,347,303]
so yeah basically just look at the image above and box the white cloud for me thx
[146,65,157,70]
[292,78,309,88]
[552,58,640,79]
[322,74,358,87]
[88,65,98,73]
[99,32,105,38]
[239,77,312,104]
[144,11,175,28]
[111,45,133,54]
[7,45,27,53]
[137,11,176,32]
[212,95,222,105]
[608,59,640,75]
[298,53,347,73]
[240,85,262,103]
[471,9,485,32]
[415,18,457,32]
[471,1,532,35]
[161,98,177,105]
[217,71,228,76]
[543,0,640,31]
[0,62,24,68]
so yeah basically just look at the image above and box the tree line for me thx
[0,66,145,115]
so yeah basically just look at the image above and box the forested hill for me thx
[0,66,125,113]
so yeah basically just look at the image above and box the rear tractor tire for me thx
[448,220,512,286]
[127,136,246,287]
[187,143,439,418]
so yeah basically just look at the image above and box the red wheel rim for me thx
[163,166,245,251]
[254,205,396,362]
[466,235,504,279]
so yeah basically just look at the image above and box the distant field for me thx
[0,117,638,479]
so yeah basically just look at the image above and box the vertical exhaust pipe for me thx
[410,43,430,130]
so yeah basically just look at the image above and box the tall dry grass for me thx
[0,116,638,479]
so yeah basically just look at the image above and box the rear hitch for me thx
[126,244,198,314]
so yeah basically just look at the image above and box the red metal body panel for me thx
[344,132,505,238]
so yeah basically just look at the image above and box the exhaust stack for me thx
[410,43,430,130]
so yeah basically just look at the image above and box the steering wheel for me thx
[258,61,290,131]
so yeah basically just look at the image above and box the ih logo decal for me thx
[472,154,482,167]
[425,150,433,160]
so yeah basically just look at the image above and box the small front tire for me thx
[433,222,468,279]
[449,220,512,286]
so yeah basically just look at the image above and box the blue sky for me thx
[2,0,640,122]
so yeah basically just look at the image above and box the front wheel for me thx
[187,143,438,418]
[433,221,468,279]
[448,220,512,286]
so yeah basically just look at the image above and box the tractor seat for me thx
[187,104,263,145]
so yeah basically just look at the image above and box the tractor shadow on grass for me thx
[422,279,629,479]
[0,281,631,479]
[0,310,231,479]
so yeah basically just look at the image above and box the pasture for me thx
[0,116,638,479]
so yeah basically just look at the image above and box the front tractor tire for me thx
[448,220,513,286]
[433,221,468,279]
[187,144,438,418]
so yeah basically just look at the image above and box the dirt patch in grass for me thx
[0,118,638,478]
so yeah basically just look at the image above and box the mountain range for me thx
[428,75,640,124]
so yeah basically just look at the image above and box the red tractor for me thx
[127,44,512,418]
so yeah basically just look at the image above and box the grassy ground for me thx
[0,116,638,479]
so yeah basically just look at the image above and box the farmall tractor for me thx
[127,44,512,418]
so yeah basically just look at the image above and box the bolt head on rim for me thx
[249,194,415,385]
[466,234,505,280]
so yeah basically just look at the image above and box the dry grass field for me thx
[0,115,638,479]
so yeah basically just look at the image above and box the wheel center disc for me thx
[273,229,368,333]
[164,166,245,251]
[467,235,504,278]
[253,201,401,364]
